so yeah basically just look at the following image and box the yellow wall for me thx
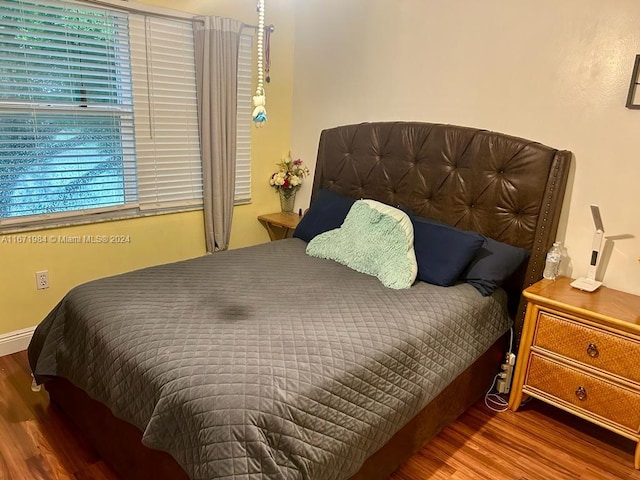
[1,212,206,333]
[0,0,295,335]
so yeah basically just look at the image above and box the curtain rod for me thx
[80,0,258,29]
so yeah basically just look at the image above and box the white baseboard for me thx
[0,326,36,357]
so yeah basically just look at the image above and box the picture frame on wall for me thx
[626,54,640,109]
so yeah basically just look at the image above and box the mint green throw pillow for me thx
[306,199,417,289]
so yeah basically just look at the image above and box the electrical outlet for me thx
[35,270,49,290]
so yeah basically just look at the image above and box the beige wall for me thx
[291,0,640,295]
[0,0,294,335]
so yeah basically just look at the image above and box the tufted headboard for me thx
[311,122,571,344]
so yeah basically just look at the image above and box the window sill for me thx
[0,206,204,235]
[0,199,253,235]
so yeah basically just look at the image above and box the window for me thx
[0,0,253,228]
[0,0,136,222]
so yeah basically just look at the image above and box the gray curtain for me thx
[193,17,243,252]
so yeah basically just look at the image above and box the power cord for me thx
[485,373,509,412]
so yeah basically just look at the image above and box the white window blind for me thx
[0,0,136,223]
[129,16,253,208]
[235,32,253,204]
[129,15,203,210]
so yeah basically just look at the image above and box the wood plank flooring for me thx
[2,350,639,479]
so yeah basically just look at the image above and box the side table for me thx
[258,212,301,241]
[509,276,640,469]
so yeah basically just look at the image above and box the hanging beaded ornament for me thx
[252,0,267,127]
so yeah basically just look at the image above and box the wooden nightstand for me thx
[258,212,301,241]
[509,276,640,469]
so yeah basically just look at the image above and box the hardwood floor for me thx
[2,350,639,479]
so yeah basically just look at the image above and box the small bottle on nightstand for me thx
[543,242,562,280]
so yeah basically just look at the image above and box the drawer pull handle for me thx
[586,343,599,358]
[575,386,588,401]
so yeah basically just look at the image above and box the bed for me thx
[28,122,571,480]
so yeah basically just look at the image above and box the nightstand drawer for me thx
[534,312,640,384]
[526,354,640,433]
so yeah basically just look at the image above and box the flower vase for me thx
[279,189,296,213]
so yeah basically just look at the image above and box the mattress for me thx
[28,238,510,480]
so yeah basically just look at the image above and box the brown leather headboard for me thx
[311,122,571,343]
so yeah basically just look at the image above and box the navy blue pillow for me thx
[293,189,356,242]
[412,216,485,287]
[461,237,530,296]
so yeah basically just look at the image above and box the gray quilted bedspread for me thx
[29,238,510,480]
